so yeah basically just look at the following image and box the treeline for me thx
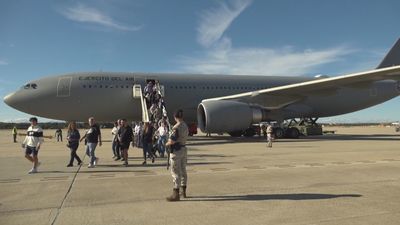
[0,122,115,130]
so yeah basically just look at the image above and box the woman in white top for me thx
[156,122,168,158]
[111,121,120,159]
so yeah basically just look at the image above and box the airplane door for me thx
[57,77,72,97]
[133,84,142,99]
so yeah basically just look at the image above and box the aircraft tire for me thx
[228,131,243,137]
[274,128,285,139]
[243,128,256,137]
[287,127,300,139]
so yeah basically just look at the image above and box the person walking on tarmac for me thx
[12,126,18,143]
[118,119,133,167]
[55,128,63,142]
[22,117,44,174]
[266,123,273,148]
[111,121,120,159]
[80,117,102,168]
[166,109,189,201]
[66,121,82,167]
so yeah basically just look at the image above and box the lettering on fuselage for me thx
[78,76,135,82]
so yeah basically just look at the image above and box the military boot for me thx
[166,188,180,202]
[181,186,187,198]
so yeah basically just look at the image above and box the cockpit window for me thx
[22,83,38,89]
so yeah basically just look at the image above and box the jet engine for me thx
[197,100,268,133]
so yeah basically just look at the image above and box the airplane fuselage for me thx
[4,72,400,124]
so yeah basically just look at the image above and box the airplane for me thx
[4,38,400,138]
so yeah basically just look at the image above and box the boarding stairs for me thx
[133,84,150,122]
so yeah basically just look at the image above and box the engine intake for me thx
[197,100,268,133]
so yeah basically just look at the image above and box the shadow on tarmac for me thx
[38,161,230,173]
[94,161,229,168]
[187,193,362,201]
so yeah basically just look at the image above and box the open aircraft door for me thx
[132,84,142,99]
[57,77,72,97]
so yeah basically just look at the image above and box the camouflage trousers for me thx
[170,147,187,189]
[267,133,273,148]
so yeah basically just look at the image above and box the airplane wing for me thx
[202,65,400,109]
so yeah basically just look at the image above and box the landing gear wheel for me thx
[286,127,300,139]
[274,128,284,139]
[243,128,256,137]
[228,131,243,137]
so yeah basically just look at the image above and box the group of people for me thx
[144,80,167,122]
[20,109,189,201]
[109,117,170,166]
[110,119,134,166]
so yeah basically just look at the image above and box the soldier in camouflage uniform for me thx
[166,109,189,201]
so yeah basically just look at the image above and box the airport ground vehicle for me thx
[227,118,323,139]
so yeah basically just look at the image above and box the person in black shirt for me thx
[80,117,102,168]
[55,128,63,142]
[118,119,133,166]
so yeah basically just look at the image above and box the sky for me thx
[0,0,400,123]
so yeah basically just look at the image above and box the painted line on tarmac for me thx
[0,178,21,183]
[50,155,86,225]
[41,176,70,182]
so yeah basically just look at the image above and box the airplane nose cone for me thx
[3,92,16,107]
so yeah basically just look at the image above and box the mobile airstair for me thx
[132,84,150,122]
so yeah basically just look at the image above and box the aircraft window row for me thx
[82,85,131,89]
[169,86,197,89]
[168,86,267,90]
[22,83,38,89]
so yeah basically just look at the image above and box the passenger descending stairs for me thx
[133,81,168,126]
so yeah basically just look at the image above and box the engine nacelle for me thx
[197,100,268,133]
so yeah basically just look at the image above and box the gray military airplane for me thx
[4,39,400,137]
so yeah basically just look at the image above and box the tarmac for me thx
[0,126,400,225]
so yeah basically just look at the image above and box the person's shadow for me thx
[186,193,362,201]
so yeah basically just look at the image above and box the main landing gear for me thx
[227,117,322,139]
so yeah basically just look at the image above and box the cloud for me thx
[197,0,252,48]
[59,3,142,31]
[176,0,355,76]
[177,37,354,76]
